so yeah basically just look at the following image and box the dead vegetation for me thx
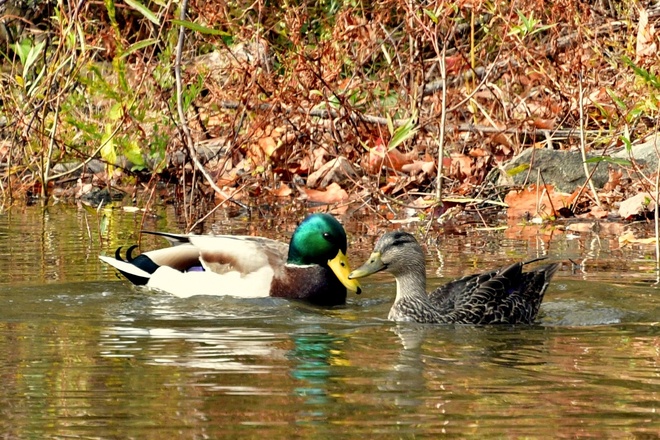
[0,0,659,229]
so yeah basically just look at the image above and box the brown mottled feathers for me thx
[352,231,560,324]
[405,260,559,324]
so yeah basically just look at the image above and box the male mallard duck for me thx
[349,231,559,324]
[100,213,361,306]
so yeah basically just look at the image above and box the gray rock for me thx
[80,187,125,206]
[51,159,106,177]
[499,133,660,192]
[499,148,611,192]
[612,134,660,172]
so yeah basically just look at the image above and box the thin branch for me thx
[215,98,605,142]
[655,169,659,273]
[174,0,247,211]
[578,72,601,207]
[435,35,447,202]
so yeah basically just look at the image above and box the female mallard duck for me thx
[349,231,559,324]
[100,213,361,306]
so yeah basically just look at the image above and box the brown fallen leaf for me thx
[504,223,561,242]
[532,118,556,130]
[364,138,415,174]
[270,185,292,197]
[378,176,397,194]
[312,147,327,171]
[589,208,609,219]
[636,6,657,61]
[448,153,472,179]
[469,147,490,157]
[401,160,435,176]
[618,192,656,219]
[504,184,574,219]
[444,54,465,74]
[299,182,348,204]
[491,132,513,149]
[566,222,597,233]
[602,168,623,192]
[258,136,278,157]
[618,230,658,246]
[215,158,245,187]
[296,156,312,175]
[307,156,358,188]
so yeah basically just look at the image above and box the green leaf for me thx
[125,0,160,25]
[387,116,418,151]
[121,38,158,58]
[124,140,146,171]
[26,64,45,97]
[25,40,45,74]
[606,88,626,109]
[100,126,117,168]
[423,9,438,24]
[171,19,227,35]
[583,156,632,166]
[99,213,109,235]
[506,163,530,176]
[75,20,86,54]
[386,114,394,137]
[328,94,341,109]
[109,102,124,121]
[622,56,660,89]
[11,39,31,66]
[628,106,644,120]
[620,134,632,154]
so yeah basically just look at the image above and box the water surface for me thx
[0,204,658,438]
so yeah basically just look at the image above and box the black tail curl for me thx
[116,245,139,262]
[112,246,160,286]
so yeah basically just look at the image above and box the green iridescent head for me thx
[288,213,361,293]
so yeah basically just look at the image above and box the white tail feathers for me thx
[99,255,152,280]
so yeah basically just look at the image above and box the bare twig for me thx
[435,36,448,202]
[215,99,604,142]
[578,72,601,207]
[42,94,61,197]
[655,170,659,273]
[174,0,247,212]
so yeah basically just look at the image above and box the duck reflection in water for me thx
[289,330,348,422]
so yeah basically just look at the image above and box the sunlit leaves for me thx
[423,8,439,24]
[100,125,118,174]
[124,140,147,171]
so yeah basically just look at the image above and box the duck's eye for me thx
[322,232,332,241]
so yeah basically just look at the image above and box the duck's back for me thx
[428,261,560,324]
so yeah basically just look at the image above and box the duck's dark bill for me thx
[327,250,362,294]
[348,252,386,279]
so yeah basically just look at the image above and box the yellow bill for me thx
[327,250,362,294]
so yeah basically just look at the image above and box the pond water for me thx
[0,204,658,438]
